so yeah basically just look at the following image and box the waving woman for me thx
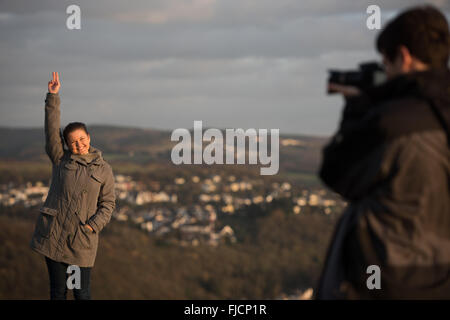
[30,72,116,300]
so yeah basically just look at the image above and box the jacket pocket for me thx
[60,161,78,191]
[90,171,104,184]
[37,206,57,238]
[71,222,94,249]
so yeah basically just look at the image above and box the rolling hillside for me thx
[0,126,329,175]
[0,204,337,300]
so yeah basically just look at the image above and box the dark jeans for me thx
[45,256,92,300]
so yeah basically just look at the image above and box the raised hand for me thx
[48,72,61,94]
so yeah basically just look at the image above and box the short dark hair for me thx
[63,122,89,145]
[376,5,450,68]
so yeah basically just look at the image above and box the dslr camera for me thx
[327,61,386,94]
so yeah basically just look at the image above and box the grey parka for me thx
[30,93,116,267]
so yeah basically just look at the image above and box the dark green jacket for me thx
[30,93,116,267]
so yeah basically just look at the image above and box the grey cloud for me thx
[0,1,449,136]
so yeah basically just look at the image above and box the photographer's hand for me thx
[328,83,360,98]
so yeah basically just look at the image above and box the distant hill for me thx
[0,126,330,175]
[0,126,171,161]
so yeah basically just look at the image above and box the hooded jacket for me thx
[30,93,116,268]
[316,69,450,299]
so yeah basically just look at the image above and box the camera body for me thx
[328,61,386,94]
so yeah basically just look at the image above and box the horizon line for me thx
[0,124,331,139]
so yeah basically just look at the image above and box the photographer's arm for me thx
[319,90,384,200]
[45,72,64,165]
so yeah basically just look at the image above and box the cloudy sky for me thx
[0,0,449,136]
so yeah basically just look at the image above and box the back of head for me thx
[376,5,450,69]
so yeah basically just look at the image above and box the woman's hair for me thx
[63,122,89,145]
[376,5,450,68]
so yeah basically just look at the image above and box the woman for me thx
[30,72,116,300]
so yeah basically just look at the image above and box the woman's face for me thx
[67,129,91,155]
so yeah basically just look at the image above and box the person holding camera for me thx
[316,6,450,299]
[30,72,116,299]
